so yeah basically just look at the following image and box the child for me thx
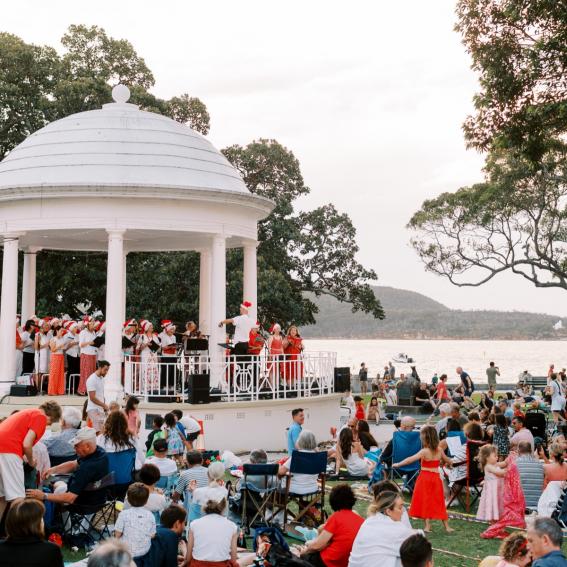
[393,425,453,533]
[492,414,510,459]
[172,451,209,505]
[354,396,366,421]
[115,482,156,566]
[164,412,185,465]
[476,444,506,523]
[155,505,188,566]
[125,396,141,437]
[146,415,165,457]
[495,532,531,567]
[124,464,167,515]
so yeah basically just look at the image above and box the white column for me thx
[199,249,212,335]
[209,235,226,385]
[104,229,125,401]
[243,241,258,323]
[121,252,127,324]
[0,234,22,391]
[21,247,39,322]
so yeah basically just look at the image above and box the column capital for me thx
[1,232,25,241]
[106,229,126,238]
[212,233,226,243]
[24,246,42,254]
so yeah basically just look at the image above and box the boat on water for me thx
[393,353,417,364]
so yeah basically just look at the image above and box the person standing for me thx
[219,301,254,358]
[456,366,475,398]
[267,323,285,384]
[283,325,304,382]
[34,320,52,381]
[78,317,98,395]
[0,401,62,521]
[20,319,36,375]
[287,408,304,455]
[158,320,177,391]
[137,320,160,392]
[64,322,81,392]
[388,362,396,381]
[86,360,110,433]
[48,326,67,396]
[359,363,368,395]
[547,373,566,424]
[486,362,500,390]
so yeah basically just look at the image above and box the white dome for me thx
[0,94,248,195]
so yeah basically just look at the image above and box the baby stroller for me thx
[525,409,548,445]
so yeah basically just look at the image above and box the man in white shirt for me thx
[86,360,110,433]
[219,301,254,358]
[145,438,178,477]
[78,318,99,395]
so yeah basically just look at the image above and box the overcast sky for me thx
[5,0,567,317]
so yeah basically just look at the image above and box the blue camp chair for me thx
[155,472,179,499]
[107,448,136,499]
[446,431,467,457]
[391,430,421,492]
[280,450,328,530]
[240,463,280,531]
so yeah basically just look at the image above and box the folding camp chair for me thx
[240,463,280,531]
[155,472,180,499]
[61,472,116,547]
[446,431,467,458]
[447,439,487,512]
[107,448,136,500]
[279,450,327,530]
[391,430,421,492]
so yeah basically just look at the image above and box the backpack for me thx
[253,526,312,567]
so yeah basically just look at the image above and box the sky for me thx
[5,0,567,317]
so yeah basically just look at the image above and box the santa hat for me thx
[83,315,94,324]
[241,300,252,311]
[252,321,261,329]
[161,319,175,331]
[50,317,61,327]
[139,319,152,333]
[98,321,106,332]
[123,318,136,328]
[269,322,281,334]
[65,321,79,332]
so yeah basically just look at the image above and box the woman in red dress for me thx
[48,326,67,395]
[267,323,285,384]
[283,325,304,383]
[393,425,453,533]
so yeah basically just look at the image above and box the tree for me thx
[456,0,567,161]
[409,148,567,289]
[1,30,382,325]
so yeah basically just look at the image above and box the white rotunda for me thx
[0,85,273,396]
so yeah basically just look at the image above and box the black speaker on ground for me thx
[188,373,210,404]
[10,384,38,397]
[334,367,351,393]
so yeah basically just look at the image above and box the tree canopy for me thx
[1,26,383,328]
[410,1,567,292]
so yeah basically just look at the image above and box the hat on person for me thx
[240,300,252,311]
[71,427,97,446]
[124,318,136,328]
[161,320,175,331]
[83,315,94,324]
[140,320,152,333]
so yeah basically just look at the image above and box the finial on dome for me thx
[112,84,131,104]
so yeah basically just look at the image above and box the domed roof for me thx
[0,85,248,195]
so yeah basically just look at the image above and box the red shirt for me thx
[436,381,448,400]
[355,403,365,421]
[0,408,47,458]
[320,509,365,567]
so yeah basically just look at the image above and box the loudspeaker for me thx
[334,367,351,393]
[10,384,38,397]
[188,373,210,404]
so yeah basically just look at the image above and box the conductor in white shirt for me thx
[218,301,254,358]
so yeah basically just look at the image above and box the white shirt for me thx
[232,314,254,344]
[115,506,156,558]
[124,491,166,514]
[21,330,35,353]
[79,329,98,355]
[190,514,236,561]
[348,513,415,567]
[145,456,178,477]
[86,372,105,412]
[159,331,176,356]
[180,416,201,434]
[65,332,80,357]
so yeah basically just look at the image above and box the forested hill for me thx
[303,286,565,340]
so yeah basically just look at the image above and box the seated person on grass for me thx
[172,450,209,505]
[145,438,178,478]
[124,464,167,515]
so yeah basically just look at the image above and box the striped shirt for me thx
[516,455,544,509]
[175,465,209,495]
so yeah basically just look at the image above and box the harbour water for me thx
[305,339,567,384]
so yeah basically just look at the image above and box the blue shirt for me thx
[533,550,567,567]
[287,422,302,455]
[68,446,109,505]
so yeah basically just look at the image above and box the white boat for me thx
[392,353,417,364]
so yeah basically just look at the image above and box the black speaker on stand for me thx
[334,367,351,393]
[188,373,210,404]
